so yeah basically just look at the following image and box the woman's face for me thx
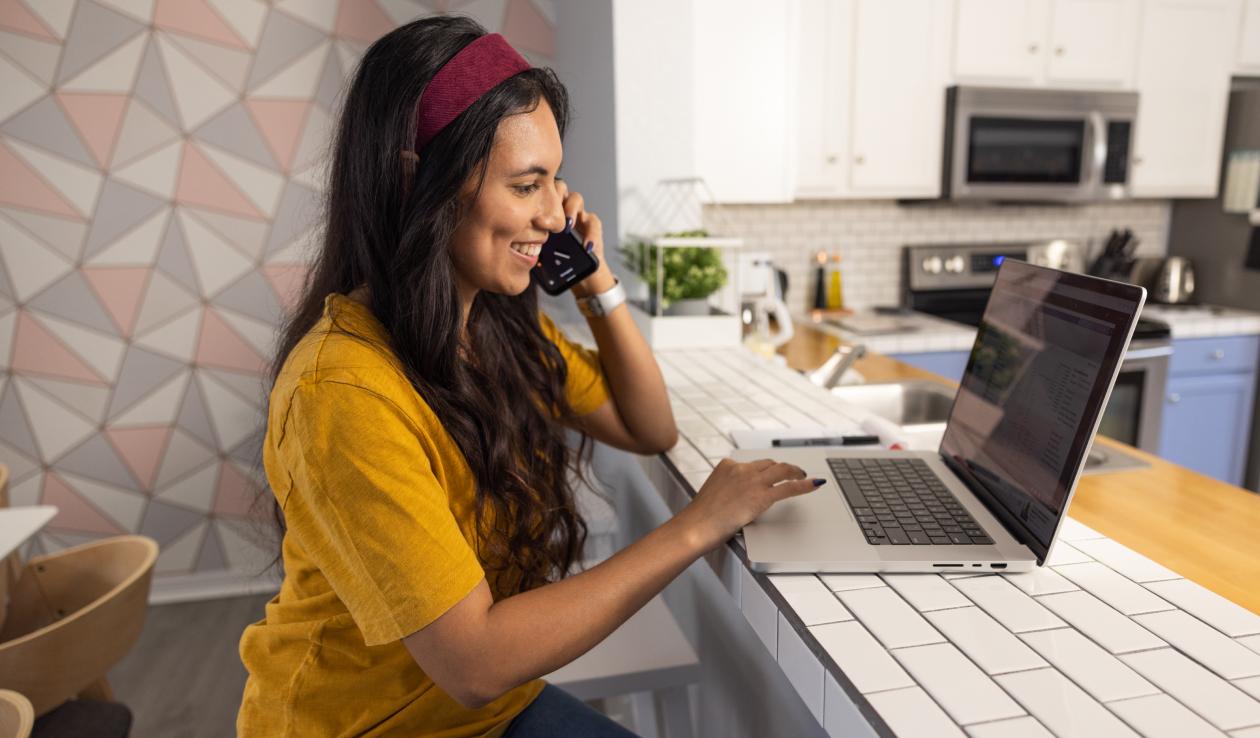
[449,99,566,304]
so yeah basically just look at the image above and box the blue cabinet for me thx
[886,351,970,383]
[1158,336,1260,487]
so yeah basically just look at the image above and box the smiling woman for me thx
[235,16,821,738]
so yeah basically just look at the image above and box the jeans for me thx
[502,684,639,738]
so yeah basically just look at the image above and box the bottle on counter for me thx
[826,252,845,310]
[812,250,828,310]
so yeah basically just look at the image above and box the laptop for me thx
[734,259,1146,573]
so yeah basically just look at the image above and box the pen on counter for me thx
[772,435,880,448]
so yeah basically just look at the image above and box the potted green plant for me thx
[621,230,729,315]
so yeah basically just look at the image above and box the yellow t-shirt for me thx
[237,294,609,737]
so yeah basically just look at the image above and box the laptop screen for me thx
[939,260,1144,563]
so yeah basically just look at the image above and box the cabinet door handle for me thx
[1055,46,1065,56]
[1028,43,1039,53]
[1168,392,1182,404]
[1132,155,1143,165]
[826,155,838,164]
[1210,349,1225,360]
[854,154,865,164]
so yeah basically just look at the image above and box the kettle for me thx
[1152,257,1196,304]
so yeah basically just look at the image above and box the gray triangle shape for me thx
[156,212,200,293]
[195,521,229,571]
[0,251,12,300]
[56,1,146,85]
[139,498,206,547]
[107,345,187,418]
[247,10,326,91]
[226,425,264,467]
[0,381,40,459]
[1,96,97,168]
[56,435,141,490]
[27,271,120,335]
[82,179,169,260]
[194,103,278,169]
[212,271,283,323]
[133,36,181,128]
[264,181,321,256]
[177,377,218,447]
[315,46,345,110]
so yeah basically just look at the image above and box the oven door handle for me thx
[1124,345,1173,360]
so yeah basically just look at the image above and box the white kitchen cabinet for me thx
[692,0,798,204]
[795,0,952,198]
[1237,0,1260,72]
[849,0,953,195]
[954,0,1048,85]
[1130,0,1239,197]
[1044,0,1139,87]
[953,0,1138,88]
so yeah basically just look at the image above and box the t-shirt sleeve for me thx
[276,380,486,646]
[538,311,610,416]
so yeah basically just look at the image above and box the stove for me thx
[903,242,1171,456]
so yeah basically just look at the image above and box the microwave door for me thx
[954,114,1093,201]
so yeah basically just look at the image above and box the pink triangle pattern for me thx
[334,0,393,44]
[175,141,265,220]
[0,0,57,41]
[213,459,258,517]
[262,263,308,310]
[105,425,172,490]
[244,99,311,173]
[11,312,106,384]
[154,0,248,49]
[0,142,84,219]
[82,267,152,337]
[41,472,126,535]
[503,0,554,57]
[57,93,130,169]
[196,307,267,373]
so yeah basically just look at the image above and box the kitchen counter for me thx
[800,303,1260,352]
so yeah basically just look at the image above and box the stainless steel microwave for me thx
[942,86,1139,202]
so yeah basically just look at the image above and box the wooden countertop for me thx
[779,323,1260,615]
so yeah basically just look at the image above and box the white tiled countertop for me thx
[799,304,1260,356]
[647,345,1260,738]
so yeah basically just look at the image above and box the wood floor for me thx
[109,593,271,738]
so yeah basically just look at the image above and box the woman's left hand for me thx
[556,180,616,298]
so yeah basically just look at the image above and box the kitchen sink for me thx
[830,380,956,428]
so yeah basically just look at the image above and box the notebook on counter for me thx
[734,260,1145,573]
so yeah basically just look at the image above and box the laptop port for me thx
[932,563,963,568]
[990,563,1008,569]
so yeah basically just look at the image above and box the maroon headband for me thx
[414,33,532,152]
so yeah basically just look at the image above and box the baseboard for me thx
[150,569,282,605]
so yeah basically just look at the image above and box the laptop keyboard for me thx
[827,458,995,546]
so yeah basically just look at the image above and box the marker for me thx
[772,435,880,448]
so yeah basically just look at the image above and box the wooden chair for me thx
[0,690,33,738]
[546,594,699,738]
[0,534,157,727]
[0,464,19,635]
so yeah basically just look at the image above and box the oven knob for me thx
[922,256,943,274]
[945,255,966,274]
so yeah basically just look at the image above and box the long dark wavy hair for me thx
[267,15,589,596]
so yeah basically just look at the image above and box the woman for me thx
[237,16,823,737]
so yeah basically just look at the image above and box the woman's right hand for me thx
[678,458,825,553]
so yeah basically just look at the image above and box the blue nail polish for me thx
[565,217,574,232]
[586,241,595,253]
[812,478,827,487]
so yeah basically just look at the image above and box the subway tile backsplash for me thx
[705,200,1170,313]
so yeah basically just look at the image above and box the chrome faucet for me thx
[808,343,867,389]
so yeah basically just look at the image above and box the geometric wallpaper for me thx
[0,0,555,580]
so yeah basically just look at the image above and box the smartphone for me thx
[532,227,600,296]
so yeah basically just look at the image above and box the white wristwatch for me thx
[576,278,626,318]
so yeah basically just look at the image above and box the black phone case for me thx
[533,229,600,296]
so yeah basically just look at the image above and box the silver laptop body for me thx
[737,260,1146,574]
